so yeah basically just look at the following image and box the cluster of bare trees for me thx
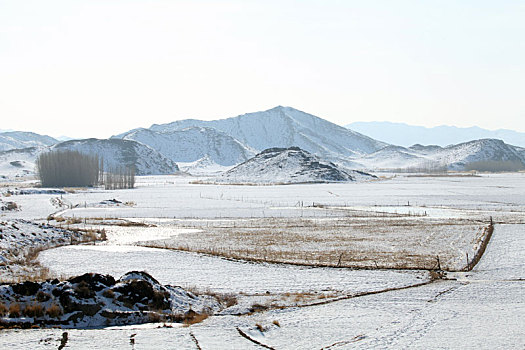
[465,160,525,172]
[103,166,135,190]
[37,150,135,189]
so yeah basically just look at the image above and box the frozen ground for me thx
[2,224,523,349]
[2,173,523,221]
[0,174,524,348]
[38,245,427,295]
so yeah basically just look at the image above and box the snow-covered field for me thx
[0,174,524,348]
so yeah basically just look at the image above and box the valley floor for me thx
[0,174,524,348]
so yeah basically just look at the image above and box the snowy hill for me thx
[346,122,525,148]
[52,139,179,175]
[0,147,41,179]
[354,138,525,171]
[114,126,255,167]
[149,106,387,160]
[0,131,58,151]
[432,139,525,170]
[211,147,376,184]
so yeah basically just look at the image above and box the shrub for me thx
[102,289,115,299]
[465,160,525,172]
[36,291,51,302]
[0,302,7,316]
[9,303,21,318]
[183,312,209,326]
[45,304,63,318]
[23,303,44,318]
[149,290,170,311]
[74,281,94,299]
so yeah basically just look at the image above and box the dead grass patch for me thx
[183,312,209,326]
[23,303,44,318]
[9,303,21,318]
[0,303,7,316]
[45,303,63,318]
[146,217,487,271]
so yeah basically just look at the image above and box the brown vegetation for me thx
[146,217,484,271]
[45,303,63,318]
[183,312,209,326]
[0,302,7,316]
[23,303,44,318]
[9,303,21,318]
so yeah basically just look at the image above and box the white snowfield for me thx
[0,174,524,348]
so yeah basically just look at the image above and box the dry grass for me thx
[145,217,484,271]
[183,312,209,326]
[23,303,44,318]
[45,303,63,318]
[102,289,115,299]
[272,320,280,327]
[0,302,7,316]
[9,303,21,318]
[184,286,238,308]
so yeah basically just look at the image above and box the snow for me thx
[1,174,524,348]
[356,138,525,171]
[210,147,376,184]
[0,132,57,152]
[114,126,256,166]
[148,106,387,160]
[52,138,179,175]
[39,245,427,295]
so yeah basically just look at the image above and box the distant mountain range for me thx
[346,121,525,148]
[1,107,524,179]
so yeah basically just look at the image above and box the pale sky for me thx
[1,0,524,138]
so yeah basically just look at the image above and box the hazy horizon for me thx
[1,1,524,138]
[2,106,525,141]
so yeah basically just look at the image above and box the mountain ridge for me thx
[346,121,525,148]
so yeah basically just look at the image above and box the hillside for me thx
[148,106,387,159]
[114,126,255,166]
[212,147,376,184]
[355,138,525,171]
[0,147,41,179]
[52,139,179,175]
[0,131,58,151]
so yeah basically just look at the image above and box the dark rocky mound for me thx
[0,271,221,329]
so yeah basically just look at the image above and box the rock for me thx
[68,273,116,292]
[11,281,41,296]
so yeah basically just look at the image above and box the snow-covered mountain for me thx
[52,139,179,175]
[0,131,58,151]
[114,127,255,166]
[431,139,525,170]
[355,138,525,171]
[148,106,387,160]
[212,147,376,184]
[346,121,525,148]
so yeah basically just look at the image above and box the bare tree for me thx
[37,150,100,187]
[37,150,136,189]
